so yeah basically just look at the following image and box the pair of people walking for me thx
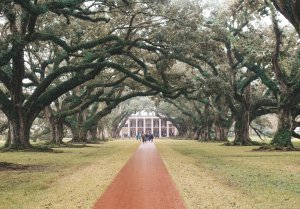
[138,132,154,143]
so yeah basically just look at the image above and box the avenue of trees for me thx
[0,0,300,150]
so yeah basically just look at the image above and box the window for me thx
[130,120,136,127]
[138,121,143,127]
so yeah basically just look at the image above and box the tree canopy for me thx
[0,0,300,150]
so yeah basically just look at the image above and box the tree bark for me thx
[271,105,294,148]
[44,107,65,145]
[54,119,64,145]
[111,131,118,138]
[220,127,229,141]
[202,127,209,141]
[100,129,106,141]
[71,127,87,142]
[233,109,252,145]
[5,116,32,149]
[271,0,300,37]
[44,106,56,143]
[88,126,98,142]
[5,44,32,149]
[214,125,229,141]
[68,112,88,142]
[111,125,121,138]
[177,125,188,137]
[193,128,200,140]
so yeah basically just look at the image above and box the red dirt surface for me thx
[93,142,187,209]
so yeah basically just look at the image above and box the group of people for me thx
[136,132,154,143]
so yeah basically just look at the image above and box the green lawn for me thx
[0,140,139,209]
[1,139,299,209]
[156,139,300,209]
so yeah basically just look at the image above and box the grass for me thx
[1,138,299,209]
[0,140,139,209]
[156,139,300,209]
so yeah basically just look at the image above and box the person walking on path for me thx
[149,133,154,142]
[142,133,146,143]
[136,132,140,141]
[145,132,149,142]
[93,143,187,209]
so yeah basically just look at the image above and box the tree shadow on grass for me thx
[54,142,105,149]
[43,141,105,149]
[0,146,62,153]
[0,141,106,153]
[0,162,48,172]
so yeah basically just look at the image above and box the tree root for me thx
[254,144,300,151]
[223,141,264,146]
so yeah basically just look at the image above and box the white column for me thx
[159,119,161,137]
[135,118,138,135]
[151,118,154,134]
[127,119,130,137]
[143,118,146,134]
[120,129,123,139]
[167,121,170,137]
[174,127,178,136]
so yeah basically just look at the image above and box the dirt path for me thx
[93,142,187,209]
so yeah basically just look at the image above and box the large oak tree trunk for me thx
[220,127,229,141]
[5,45,32,149]
[111,124,121,138]
[193,128,200,140]
[71,127,87,142]
[111,131,117,138]
[271,105,294,148]
[177,125,188,137]
[233,109,252,145]
[5,117,31,149]
[69,112,88,142]
[232,82,252,145]
[214,125,229,141]
[44,107,56,143]
[44,107,65,145]
[55,120,64,145]
[213,111,230,141]
[99,128,106,141]
[88,126,98,142]
[202,126,210,141]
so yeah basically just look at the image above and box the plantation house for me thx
[120,111,178,138]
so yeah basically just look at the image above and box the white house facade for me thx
[119,111,178,138]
